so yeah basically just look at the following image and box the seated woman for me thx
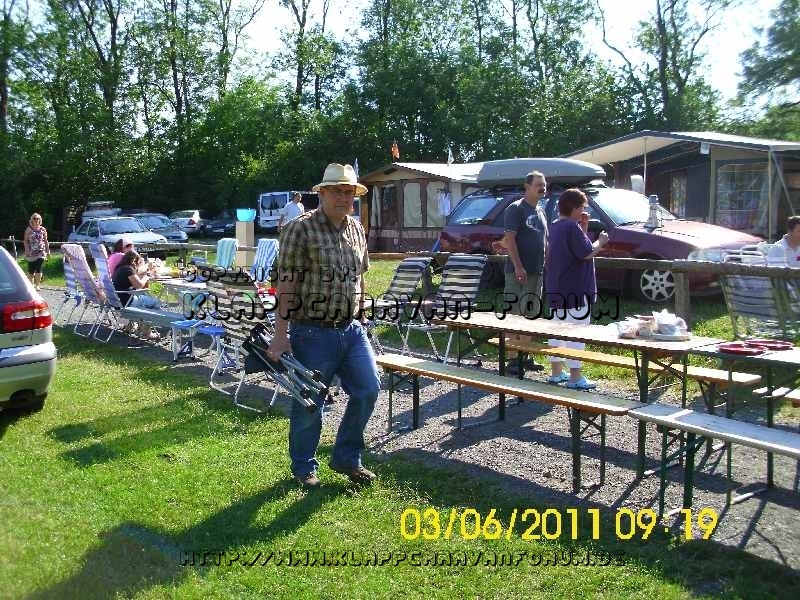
[112,250,161,309]
[108,238,134,275]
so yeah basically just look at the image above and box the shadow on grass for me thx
[25,481,344,600]
[0,408,24,441]
[48,331,280,467]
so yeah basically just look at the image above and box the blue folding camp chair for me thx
[53,252,83,326]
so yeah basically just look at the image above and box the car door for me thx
[86,220,100,243]
[584,199,625,293]
[73,221,95,243]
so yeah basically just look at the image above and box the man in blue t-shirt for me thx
[500,170,549,319]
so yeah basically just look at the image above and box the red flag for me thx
[391,141,400,160]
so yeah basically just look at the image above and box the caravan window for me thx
[403,183,422,227]
[380,185,398,229]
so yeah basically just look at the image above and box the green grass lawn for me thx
[1,327,799,597]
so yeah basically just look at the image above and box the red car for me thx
[439,159,761,303]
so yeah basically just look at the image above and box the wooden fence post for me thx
[673,272,691,322]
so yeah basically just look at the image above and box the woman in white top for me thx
[767,215,800,266]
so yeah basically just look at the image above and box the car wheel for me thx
[633,267,676,303]
[6,396,45,415]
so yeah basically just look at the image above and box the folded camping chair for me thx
[370,256,434,355]
[402,253,487,363]
[242,322,327,414]
[207,281,327,412]
[53,252,83,326]
[61,244,107,337]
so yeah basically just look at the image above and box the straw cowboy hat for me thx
[312,163,368,196]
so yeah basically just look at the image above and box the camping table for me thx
[687,343,800,490]
[436,311,723,404]
[152,276,210,312]
[436,312,723,473]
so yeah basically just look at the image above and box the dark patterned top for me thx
[24,226,48,260]
[277,208,369,321]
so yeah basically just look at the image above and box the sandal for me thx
[547,372,570,384]
[565,376,596,391]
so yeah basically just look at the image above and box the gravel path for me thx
[42,286,800,572]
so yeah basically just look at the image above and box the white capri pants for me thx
[548,305,591,369]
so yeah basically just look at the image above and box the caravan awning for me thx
[359,162,484,184]
[564,130,800,164]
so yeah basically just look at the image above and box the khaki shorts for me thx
[504,272,543,318]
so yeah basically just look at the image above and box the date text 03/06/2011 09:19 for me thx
[399,507,719,542]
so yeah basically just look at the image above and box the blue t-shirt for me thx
[503,199,548,275]
[545,219,596,310]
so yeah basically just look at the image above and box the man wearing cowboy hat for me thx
[268,163,379,488]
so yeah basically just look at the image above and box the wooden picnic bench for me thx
[630,402,800,515]
[486,337,762,410]
[754,386,800,408]
[375,352,644,492]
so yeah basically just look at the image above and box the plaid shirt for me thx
[277,208,369,321]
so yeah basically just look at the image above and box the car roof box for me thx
[476,158,606,186]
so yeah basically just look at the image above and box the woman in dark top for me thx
[112,250,161,309]
[544,189,608,390]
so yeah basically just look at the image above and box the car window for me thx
[99,218,145,235]
[260,195,287,211]
[87,221,99,237]
[0,249,30,303]
[447,193,507,225]
[590,189,676,226]
[0,250,30,302]
[171,210,193,219]
[76,222,90,235]
[139,215,169,227]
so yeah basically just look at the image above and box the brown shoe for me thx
[329,463,376,485]
[294,472,321,488]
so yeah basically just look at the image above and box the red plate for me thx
[744,338,794,351]
[717,342,766,356]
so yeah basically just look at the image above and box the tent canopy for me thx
[564,130,800,165]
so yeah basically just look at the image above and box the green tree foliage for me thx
[740,0,800,106]
[0,0,789,237]
[599,0,725,129]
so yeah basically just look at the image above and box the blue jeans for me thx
[129,293,161,309]
[287,321,380,477]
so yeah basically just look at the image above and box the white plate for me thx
[651,333,691,341]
